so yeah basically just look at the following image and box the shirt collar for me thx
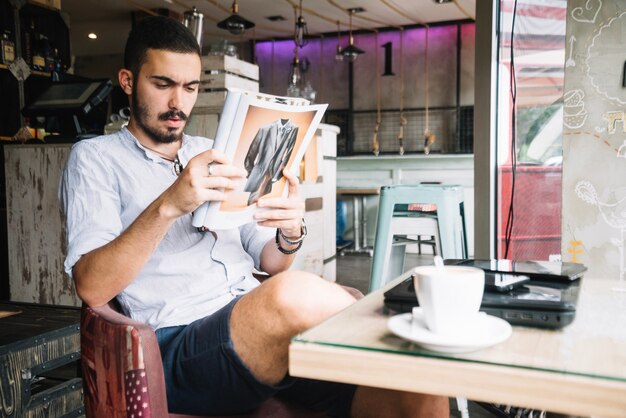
[121,126,189,165]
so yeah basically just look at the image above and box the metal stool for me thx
[369,184,467,293]
[337,187,380,256]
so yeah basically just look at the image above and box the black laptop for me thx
[383,261,584,329]
[444,259,587,282]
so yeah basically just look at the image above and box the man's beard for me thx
[131,84,188,144]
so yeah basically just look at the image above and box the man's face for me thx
[130,49,201,144]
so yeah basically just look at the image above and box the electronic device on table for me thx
[23,79,112,140]
[444,259,587,282]
[384,259,586,329]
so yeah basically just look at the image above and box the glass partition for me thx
[496,0,566,260]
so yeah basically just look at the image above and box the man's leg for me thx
[230,271,449,417]
[230,270,354,384]
[351,386,450,418]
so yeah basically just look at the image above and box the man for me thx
[60,16,448,417]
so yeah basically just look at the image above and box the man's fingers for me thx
[204,163,247,179]
[197,176,239,191]
[283,169,300,196]
[257,197,303,210]
[196,149,229,165]
[254,209,303,221]
[256,215,302,228]
[195,189,227,205]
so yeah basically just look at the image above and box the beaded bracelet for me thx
[275,229,304,254]
[275,218,307,254]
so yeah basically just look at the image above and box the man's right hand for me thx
[159,149,247,219]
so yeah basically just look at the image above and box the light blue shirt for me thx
[59,127,274,330]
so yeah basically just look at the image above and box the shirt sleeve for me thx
[239,222,275,270]
[59,141,122,279]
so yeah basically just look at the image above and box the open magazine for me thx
[192,89,328,230]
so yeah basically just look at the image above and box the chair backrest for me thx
[369,184,467,292]
[81,301,170,418]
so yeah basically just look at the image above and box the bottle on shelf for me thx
[14,116,35,142]
[51,47,62,80]
[45,41,56,73]
[32,34,47,72]
[1,31,15,64]
[22,19,35,67]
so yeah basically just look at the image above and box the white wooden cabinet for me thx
[290,124,338,281]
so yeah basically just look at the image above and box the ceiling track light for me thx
[294,0,308,48]
[217,0,255,35]
[342,8,364,62]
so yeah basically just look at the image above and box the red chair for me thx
[80,300,327,418]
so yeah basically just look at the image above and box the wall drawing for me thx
[617,140,626,159]
[565,36,576,68]
[575,181,626,279]
[602,110,626,158]
[571,0,602,23]
[563,89,588,129]
[585,10,626,105]
[562,0,626,280]
[567,240,583,262]
[603,111,626,135]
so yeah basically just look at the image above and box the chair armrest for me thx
[81,301,170,416]
[86,301,153,331]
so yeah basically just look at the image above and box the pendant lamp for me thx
[335,20,344,61]
[342,8,364,62]
[294,0,308,48]
[217,0,255,35]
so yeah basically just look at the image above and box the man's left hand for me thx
[254,169,304,238]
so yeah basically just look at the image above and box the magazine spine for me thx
[191,90,242,228]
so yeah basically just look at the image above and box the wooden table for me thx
[289,273,626,417]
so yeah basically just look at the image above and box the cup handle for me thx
[411,273,419,293]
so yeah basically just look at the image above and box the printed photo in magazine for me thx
[192,89,327,230]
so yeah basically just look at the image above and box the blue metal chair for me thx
[369,184,468,292]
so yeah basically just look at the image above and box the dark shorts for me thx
[156,297,357,417]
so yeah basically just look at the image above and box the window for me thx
[496,0,566,260]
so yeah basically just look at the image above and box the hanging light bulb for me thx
[294,0,308,48]
[217,0,255,35]
[287,48,302,97]
[335,20,344,61]
[342,8,364,62]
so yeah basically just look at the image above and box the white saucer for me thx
[387,309,512,354]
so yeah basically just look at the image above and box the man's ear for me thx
[119,69,133,95]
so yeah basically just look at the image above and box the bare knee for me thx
[264,271,356,332]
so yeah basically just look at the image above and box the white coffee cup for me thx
[413,265,485,336]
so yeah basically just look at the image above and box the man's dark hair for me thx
[124,16,201,76]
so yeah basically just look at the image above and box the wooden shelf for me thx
[31,69,51,77]
[0,63,52,78]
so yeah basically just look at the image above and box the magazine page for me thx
[193,89,327,230]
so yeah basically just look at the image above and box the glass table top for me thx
[294,272,626,383]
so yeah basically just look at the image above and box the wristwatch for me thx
[279,218,307,244]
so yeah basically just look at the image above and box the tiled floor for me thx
[334,252,577,418]
[336,251,431,294]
